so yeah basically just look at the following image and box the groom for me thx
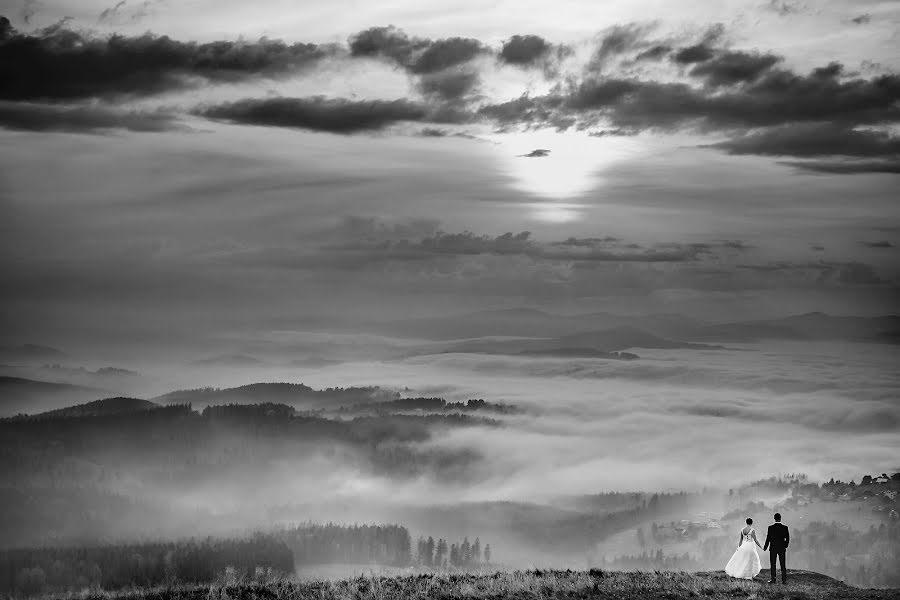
[763,513,789,584]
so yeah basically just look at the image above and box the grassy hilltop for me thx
[46,570,900,600]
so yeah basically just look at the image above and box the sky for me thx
[0,0,899,353]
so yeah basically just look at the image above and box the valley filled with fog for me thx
[2,310,898,587]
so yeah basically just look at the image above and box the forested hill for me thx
[152,383,399,410]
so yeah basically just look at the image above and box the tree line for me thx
[0,533,293,596]
[415,536,491,569]
[0,523,497,596]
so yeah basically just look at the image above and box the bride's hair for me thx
[746,518,753,525]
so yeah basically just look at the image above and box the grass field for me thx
[44,570,900,600]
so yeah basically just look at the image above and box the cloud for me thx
[287,226,728,271]
[97,0,127,22]
[860,240,894,248]
[588,23,654,71]
[499,34,551,65]
[412,37,486,74]
[21,0,41,24]
[634,44,670,61]
[0,22,330,100]
[477,63,900,141]
[738,260,888,286]
[689,50,781,86]
[347,26,486,74]
[851,14,871,25]
[417,69,479,101]
[778,159,900,174]
[195,96,432,133]
[672,43,715,64]
[711,123,900,157]
[1,17,898,175]
[347,26,429,67]
[519,149,550,157]
[0,100,181,132]
[763,0,805,17]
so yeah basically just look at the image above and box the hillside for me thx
[58,570,900,600]
[35,396,159,418]
[153,382,399,410]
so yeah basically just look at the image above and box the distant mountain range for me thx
[189,354,265,367]
[436,325,724,357]
[365,309,900,346]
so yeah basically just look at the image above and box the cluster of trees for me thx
[201,403,299,420]
[339,397,516,415]
[732,472,900,505]
[415,536,491,569]
[0,534,293,596]
[279,523,412,567]
[155,383,399,408]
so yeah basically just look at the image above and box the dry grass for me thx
[41,569,900,600]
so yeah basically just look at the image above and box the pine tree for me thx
[426,537,435,568]
[472,538,481,564]
[484,544,491,564]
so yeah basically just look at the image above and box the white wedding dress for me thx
[724,527,762,579]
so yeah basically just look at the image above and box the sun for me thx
[491,130,638,206]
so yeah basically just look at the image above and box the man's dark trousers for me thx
[769,548,786,583]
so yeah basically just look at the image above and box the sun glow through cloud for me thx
[493,132,642,220]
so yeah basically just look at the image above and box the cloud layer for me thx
[2,16,898,171]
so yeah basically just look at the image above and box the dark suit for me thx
[763,522,789,582]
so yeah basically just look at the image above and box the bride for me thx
[725,517,762,579]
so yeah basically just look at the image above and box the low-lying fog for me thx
[137,337,900,493]
[2,330,898,568]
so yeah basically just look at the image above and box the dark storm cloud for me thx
[689,50,781,86]
[499,34,551,65]
[851,14,872,25]
[860,240,895,248]
[417,69,480,101]
[0,100,181,132]
[477,62,900,136]
[412,37,486,74]
[0,18,330,100]
[672,43,715,64]
[711,123,900,157]
[195,96,431,133]
[348,26,487,74]
[347,26,428,66]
